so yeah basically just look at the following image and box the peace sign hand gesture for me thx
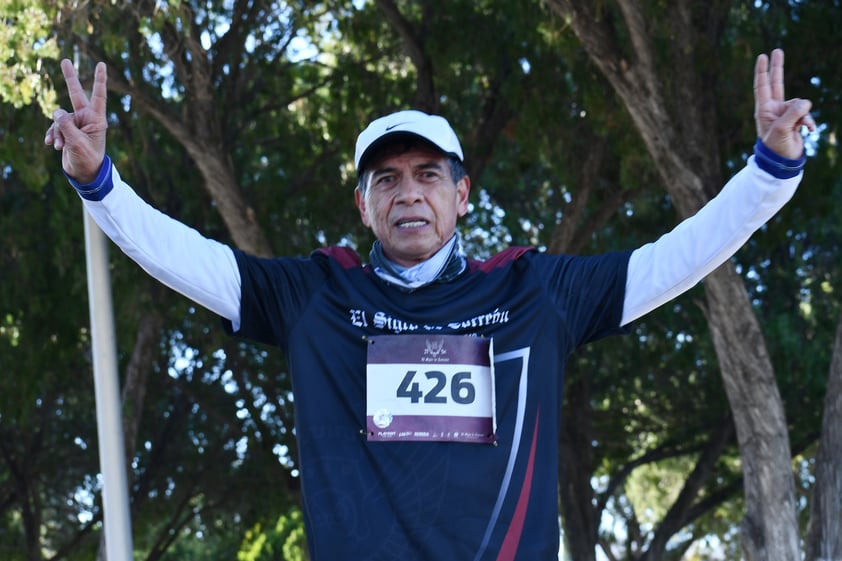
[754,49,816,160]
[44,59,108,184]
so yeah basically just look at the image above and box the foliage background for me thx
[0,1,839,560]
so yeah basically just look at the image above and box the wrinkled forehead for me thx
[360,133,447,175]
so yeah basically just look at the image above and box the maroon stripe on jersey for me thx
[469,247,534,273]
[314,246,362,268]
[496,409,540,560]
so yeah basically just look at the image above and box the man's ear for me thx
[355,187,371,227]
[456,176,471,217]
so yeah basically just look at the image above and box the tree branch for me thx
[639,414,735,561]
[375,0,437,111]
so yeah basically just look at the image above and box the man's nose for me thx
[394,177,423,203]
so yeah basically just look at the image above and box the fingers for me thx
[47,60,109,150]
[754,48,786,106]
[769,48,784,101]
[780,98,814,132]
[798,110,817,133]
[61,58,90,113]
[753,53,770,108]
[89,62,108,116]
[753,48,816,159]
[44,123,64,149]
[763,98,814,159]
[47,109,72,150]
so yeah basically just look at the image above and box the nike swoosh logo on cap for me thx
[385,122,410,131]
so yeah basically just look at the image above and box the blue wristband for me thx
[754,139,805,179]
[64,155,114,201]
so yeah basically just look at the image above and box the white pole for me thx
[84,209,134,561]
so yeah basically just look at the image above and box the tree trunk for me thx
[805,312,842,561]
[181,141,273,257]
[543,1,801,559]
[703,265,800,561]
[558,374,599,561]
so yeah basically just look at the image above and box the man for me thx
[46,49,814,560]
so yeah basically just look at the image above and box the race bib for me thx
[366,335,496,444]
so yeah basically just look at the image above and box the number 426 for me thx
[396,370,476,405]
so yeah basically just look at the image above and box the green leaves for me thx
[237,507,307,561]
[0,0,58,116]
[1,1,841,559]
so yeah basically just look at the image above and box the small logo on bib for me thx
[424,338,447,361]
[372,408,393,428]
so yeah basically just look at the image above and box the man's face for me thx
[355,147,470,267]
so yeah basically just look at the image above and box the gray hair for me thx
[356,139,467,193]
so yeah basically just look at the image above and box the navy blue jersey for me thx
[226,246,631,560]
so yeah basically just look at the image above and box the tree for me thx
[1,0,839,559]
[0,0,58,116]
[237,506,308,561]
[542,1,841,560]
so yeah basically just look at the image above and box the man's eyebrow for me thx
[370,160,444,177]
[414,161,445,172]
[370,165,399,177]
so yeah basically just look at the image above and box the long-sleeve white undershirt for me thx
[79,157,800,333]
[621,157,800,325]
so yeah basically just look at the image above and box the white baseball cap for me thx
[354,109,464,174]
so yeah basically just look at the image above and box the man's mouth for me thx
[396,219,429,229]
